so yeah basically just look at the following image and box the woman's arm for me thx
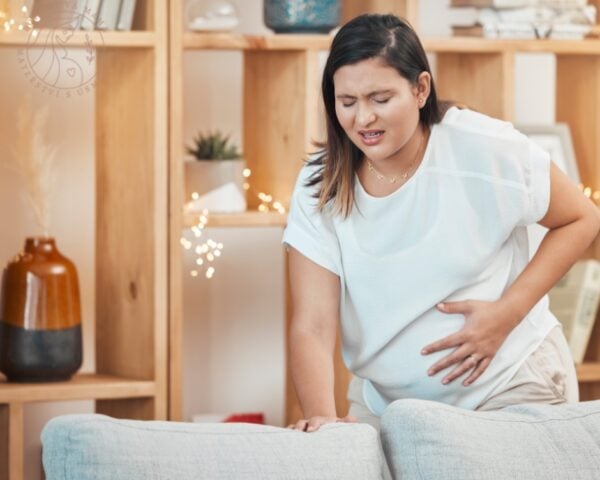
[287,247,355,431]
[423,162,600,385]
[501,162,600,321]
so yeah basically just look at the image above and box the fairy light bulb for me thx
[2,1,36,32]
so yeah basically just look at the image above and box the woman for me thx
[282,13,599,438]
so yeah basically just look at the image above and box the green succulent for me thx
[186,131,242,160]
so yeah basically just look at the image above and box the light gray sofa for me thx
[41,399,600,480]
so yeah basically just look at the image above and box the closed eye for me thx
[374,98,390,104]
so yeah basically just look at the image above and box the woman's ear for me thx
[416,71,431,102]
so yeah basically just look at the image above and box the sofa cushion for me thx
[380,399,600,480]
[41,414,383,480]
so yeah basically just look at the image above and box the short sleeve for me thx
[517,138,552,226]
[282,167,341,276]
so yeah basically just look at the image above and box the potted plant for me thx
[184,131,246,213]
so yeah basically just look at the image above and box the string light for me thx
[182,166,287,279]
[1,1,40,33]
[181,208,224,279]
[579,184,600,206]
[245,168,287,214]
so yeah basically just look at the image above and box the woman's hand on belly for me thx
[420,299,521,386]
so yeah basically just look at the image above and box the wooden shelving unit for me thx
[424,37,600,54]
[0,1,168,479]
[0,374,155,403]
[169,1,328,424]
[170,0,600,426]
[0,30,156,47]
[184,32,332,51]
[183,211,287,228]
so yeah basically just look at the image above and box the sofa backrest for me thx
[381,399,600,480]
[41,414,384,480]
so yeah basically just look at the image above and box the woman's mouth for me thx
[358,130,385,146]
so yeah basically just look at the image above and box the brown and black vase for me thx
[0,237,82,382]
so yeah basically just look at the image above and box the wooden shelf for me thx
[0,30,156,48]
[184,210,287,228]
[182,33,600,54]
[0,373,156,403]
[576,363,600,383]
[184,32,333,50]
[423,37,600,55]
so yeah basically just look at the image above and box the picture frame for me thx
[516,123,580,183]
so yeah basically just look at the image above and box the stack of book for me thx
[31,0,138,31]
[548,259,600,364]
[450,0,598,39]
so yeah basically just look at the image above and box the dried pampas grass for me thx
[3,96,58,237]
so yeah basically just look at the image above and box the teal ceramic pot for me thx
[264,0,341,34]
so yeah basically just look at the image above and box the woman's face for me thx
[333,57,427,163]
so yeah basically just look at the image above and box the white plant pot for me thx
[184,158,247,213]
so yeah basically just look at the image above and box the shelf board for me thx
[184,210,287,228]
[183,33,600,54]
[576,363,600,383]
[0,373,156,403]
[422,37,600,55]
[0,30,156,48]
[184,32,333,50]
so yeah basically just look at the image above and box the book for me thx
[116,0,137,31]
[32,0,89,30]
[548,259,600,364]
[95,0,121,30]
[451,23,537,39]
[450,0,587,7]
[80,0,101,30]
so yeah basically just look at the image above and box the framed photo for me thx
[516,123,580,183]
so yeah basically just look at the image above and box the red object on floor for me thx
[223,413,265,424]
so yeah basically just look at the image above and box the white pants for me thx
[347,326,579,479]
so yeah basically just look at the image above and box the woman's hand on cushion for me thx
[287,414,358,432]
[421,300,522,386]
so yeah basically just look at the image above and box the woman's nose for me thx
[356,106,376,127]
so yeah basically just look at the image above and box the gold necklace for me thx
[366,130,426,185]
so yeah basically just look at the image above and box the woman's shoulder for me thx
[439,105,522,144]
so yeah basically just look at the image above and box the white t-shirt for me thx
[282,107,559,416]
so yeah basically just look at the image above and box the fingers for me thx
[421,331,465,355]
[427,344,470,376]
[463,357,491,386]
[287,419,309,431]
[437,301,472,314]
[287,416,344,432]
[441,354,481,385]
